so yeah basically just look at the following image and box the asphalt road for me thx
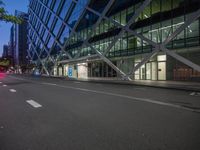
[0,74,200,150]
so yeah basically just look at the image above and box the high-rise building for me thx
[5,25,15,66]
[9,25,15,58]
[14,10,29,67]
[28,0,200,81]
[2,45,9,58]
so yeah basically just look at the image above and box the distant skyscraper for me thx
[14,10,29,67]
[2,45,9,58]
[28,0,200,81]
[9,25,15,58]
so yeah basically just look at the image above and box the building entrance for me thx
[134,55,166,80]
[158,62,166,80]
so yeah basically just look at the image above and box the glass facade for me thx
[28,0,200,81]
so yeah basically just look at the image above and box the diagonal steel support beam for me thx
[74,0,160,78]
[30,0,200,79]
[58,54,99,64]
[35,53,50,76]
[28,2,73,76]
[47,0,92,75]
[159,9,200,72]
[28,36,50,75]
[65,0,131,80]
[27,35,35,60]
[82,0,156,48]
[32,0,150,79]
[61,0,92,52]
[98,0,152,79]
[29,7,72,60]
[85,41,129,79]
[74,0,116,59]
[128,9,200,76]
[162,9,200,46]
[49,51,66,76]
[103,0,152,56]
[73,0,130,79]
[127,46,160,76]
[70,0,152,80]
[26,45,32,61]
[162,47,200,72]
[29,1,72,59]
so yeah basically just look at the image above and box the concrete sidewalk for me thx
[76,78,200,92]
[12,74,200,92]
[40,75,200,92]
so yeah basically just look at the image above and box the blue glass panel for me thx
[53,19,62,36]
[48,0,53,8]
[42,9,48,23]
[47,36,54,49]
[43,30,48,42]
[47,14,55,29]
[50,43,61,55]
[60,0,72,19]
[59,25,70,44]
[53,0,61,13]
[40,6,46,19]
[67,0,88,28]
[42,0,48,5]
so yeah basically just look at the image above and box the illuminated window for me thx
[157,55,167,61]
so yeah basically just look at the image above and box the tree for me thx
[0,0,22,24]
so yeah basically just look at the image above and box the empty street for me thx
[0,74,200,150]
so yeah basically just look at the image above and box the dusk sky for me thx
[0,0,29,56]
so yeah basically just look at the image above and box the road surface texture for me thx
[0,74,200,150]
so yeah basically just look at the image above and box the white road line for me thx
[8,75,200,113]
[42,82,57,86]
[0,82,2,84]
[49,84,200,113]
[8,76,27,81]
[3,85,7,87]
[26,100,42,108]
[190,92,196,96]
[190,92,200,96]
[9,89,16,93]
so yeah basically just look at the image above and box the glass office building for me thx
[28,0,200,81]
[14,11,29,68]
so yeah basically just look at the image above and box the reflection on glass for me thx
[68,0,88,28]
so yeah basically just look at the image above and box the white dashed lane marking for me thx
[8,75,200,113]
[3,85,7,87]
[0,82,2,84]
[190,92,200,96]
[26,100,42,108]
[9,89,17,93]
[42,82,57,86]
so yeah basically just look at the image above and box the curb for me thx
[12,74,200,92]
[43,75,200,92]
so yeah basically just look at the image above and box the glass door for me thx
[158,62,166,80]
[140,65,146,80]
[151,62,157,80]
[146,63,151,80]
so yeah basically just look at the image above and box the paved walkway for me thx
[44,75,200,92]
[13,74,200,92]
[85,78,200,92]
